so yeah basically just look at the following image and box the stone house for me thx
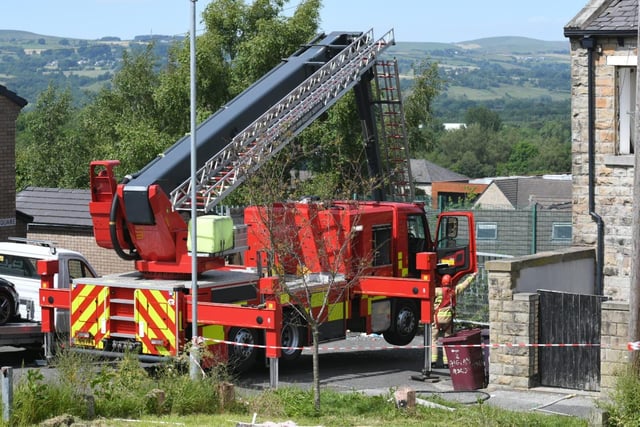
[565,0,637,301]
[483,0,640,393]
[563,0,638,390]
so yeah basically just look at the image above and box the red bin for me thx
[442,328,486,390]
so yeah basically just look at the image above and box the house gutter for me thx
[581,36,605,296]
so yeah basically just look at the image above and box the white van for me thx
[0,239,97,329]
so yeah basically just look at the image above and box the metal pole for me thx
[269,358,279,389]
[189,0,200,381]
[530,203,537,255]
[2,367,12,422]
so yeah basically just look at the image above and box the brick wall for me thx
[27,229,134,276]
[0,96,21,241]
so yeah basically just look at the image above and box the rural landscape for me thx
[3,1,636,425]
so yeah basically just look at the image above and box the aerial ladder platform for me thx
[169,29,411,213]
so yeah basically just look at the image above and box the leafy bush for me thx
[3,349,227,425]
[602,366,640,427]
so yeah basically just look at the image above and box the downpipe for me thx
[582,36,605,296]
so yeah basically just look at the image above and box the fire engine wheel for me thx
[281,312,304,361]
[383,300,419,346]
[228,327,259,373]
[0,290,15,326]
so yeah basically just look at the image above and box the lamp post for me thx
[189,0,200,381]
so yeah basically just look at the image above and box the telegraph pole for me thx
[629,1,640,372]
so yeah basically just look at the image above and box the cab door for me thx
[435,212,477,282]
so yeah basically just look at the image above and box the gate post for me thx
[2,366,12,422]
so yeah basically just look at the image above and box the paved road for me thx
[236,332,437,392]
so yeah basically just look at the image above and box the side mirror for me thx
[445,217,458,238]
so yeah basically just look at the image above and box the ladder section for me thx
[108,288,136,340]
[373,59,414,202]
[170,29,396,213]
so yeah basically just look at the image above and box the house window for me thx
[371,225,392,266]
[552,223,572,241]
[476,222,497,240]
[616,66,635,155]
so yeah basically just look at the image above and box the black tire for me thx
[383,300,419,346]
[227,327,259,373]
[0,290,15,326]
[281,311,304,361]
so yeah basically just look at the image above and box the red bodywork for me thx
[67,162,477,368]
[89,161,223,276]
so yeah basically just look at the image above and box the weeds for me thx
[2,349,229,426]
[0,350,592,426]
[601,365,640,427]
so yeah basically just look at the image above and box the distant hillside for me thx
[0,30,176,105]
[0,31,570,125]
[382,36,571,123]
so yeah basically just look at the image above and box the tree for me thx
[464,105,502,132]
[240,146,376,412]
[79,44,171,176]
[404,59,444,154]
[16,83,79,189]
[428,124,510,178]
[500,140,539,176]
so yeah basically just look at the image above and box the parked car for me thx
[0,277,20,325]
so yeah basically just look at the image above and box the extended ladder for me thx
[373,59,414,202]
[170,29,395,213]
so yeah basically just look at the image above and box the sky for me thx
[2,0,589,43]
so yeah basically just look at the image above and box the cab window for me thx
[68,259,96,281]
[0,254,39,279]
[371,225,392,266]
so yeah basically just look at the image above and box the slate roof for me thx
[492,177,572,209]
[410,159,468,184]
[0,84,27,108]
[565,0,638,37]
[16,187,92,228]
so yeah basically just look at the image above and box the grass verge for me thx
[1,350,588,426]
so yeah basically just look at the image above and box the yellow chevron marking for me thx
[202,325,225,343]
[327,302,344,322]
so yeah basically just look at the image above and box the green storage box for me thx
[187,215,234,253]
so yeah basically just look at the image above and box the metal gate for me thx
[538,290,601,391]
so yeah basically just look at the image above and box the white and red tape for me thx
[193,337,640,352]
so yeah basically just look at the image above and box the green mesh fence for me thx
[425,206,573,324]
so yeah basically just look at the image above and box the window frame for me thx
[551,222,572,241]
[476,222,498,241]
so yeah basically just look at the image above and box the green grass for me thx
[0,349,590,427]
[446,84,570,101]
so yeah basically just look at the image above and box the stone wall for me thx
[569,36,636,302]
[600,300,630,394]
[485,247,596,389]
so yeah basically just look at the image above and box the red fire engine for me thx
[39,29,476,376]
